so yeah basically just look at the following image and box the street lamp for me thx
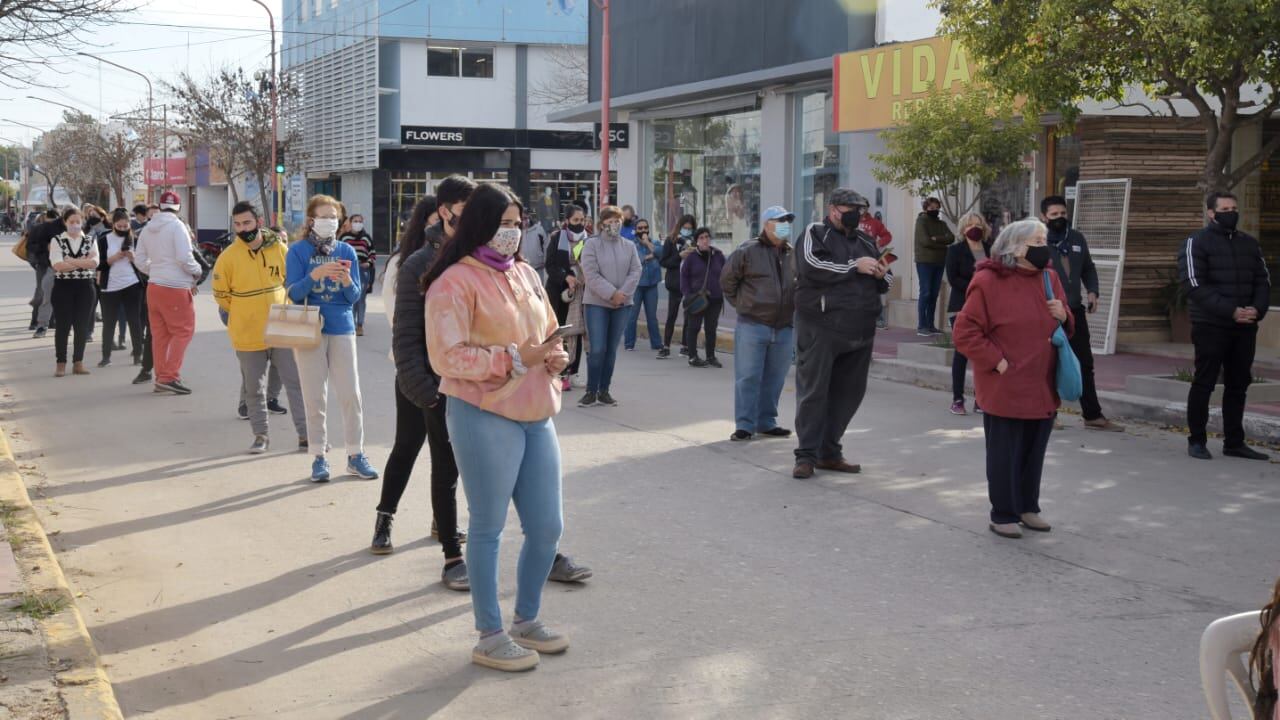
[77,53,155,202]
[249,0,281,227]
[592,0,611,207]
[25,96,87,117]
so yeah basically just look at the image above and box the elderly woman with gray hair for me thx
[952,218,1073,539]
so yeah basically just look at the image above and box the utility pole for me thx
[77,53,154,203]
[251,0,281,227]
[593,0,611,208]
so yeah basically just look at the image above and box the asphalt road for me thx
[0,235,1275,719]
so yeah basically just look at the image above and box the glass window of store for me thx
[648,108,761,252]
[793,91,848,227]
[528,170,616,233]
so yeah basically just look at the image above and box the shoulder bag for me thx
[1044,272,1083,402]
[11,234,27,262]
[681,253,713,316]
[264,299,323,350]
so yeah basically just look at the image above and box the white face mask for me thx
[487,226,522,256]
[351,222,364,232]
[313,218,339,238]
[66,223,83,235]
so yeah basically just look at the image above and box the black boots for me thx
[370,512,394,555]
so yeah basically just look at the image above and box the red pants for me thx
[147,284,195,384]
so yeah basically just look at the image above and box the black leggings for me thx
[100,283,144,362]
[684,297,723,359]
[378,380,461,559]
[52,279,96,364]
[664,288,684,348]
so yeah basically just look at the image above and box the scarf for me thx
[307,232,336,257]
[472,245,515,272]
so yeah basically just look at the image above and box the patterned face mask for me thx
[487,226,522,256]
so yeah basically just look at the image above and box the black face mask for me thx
[1046,217,1069,234]
[567,222,585,234]
[1024,245,1051,270]
[926,209,940,219]
[840,211,861,232]
[87,216,101,227]
[1213,211,1239,231]
[237,228,259,242]
[623,218,633,227]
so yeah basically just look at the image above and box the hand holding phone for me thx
[542,325,574,345]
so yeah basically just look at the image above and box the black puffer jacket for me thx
[795,220,892,339]
[659,234,692,293]
[392,223,447,409]
[945,239,993,313]
[1177,222,1271,329]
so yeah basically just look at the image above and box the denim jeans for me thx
[733,320,794,433]
[916,262,944,331]
[353,266,373,328]
[624,284,662,350]
[446,398,563,633]
[584,304,629,393]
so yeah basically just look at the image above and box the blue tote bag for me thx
[1043,272,1083,402]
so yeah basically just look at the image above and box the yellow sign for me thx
[834,36,980,133]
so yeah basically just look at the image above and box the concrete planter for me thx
[1125,374,1280,404]
[897,342,955,367]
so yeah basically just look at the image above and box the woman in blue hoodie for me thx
[286,195,380,483]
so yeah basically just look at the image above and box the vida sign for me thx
[834,36,980,133]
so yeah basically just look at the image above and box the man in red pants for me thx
[133,191,202,395]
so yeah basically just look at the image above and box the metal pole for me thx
[162,104,168,191]
[251,0,280,227]
[598,0,611,208]
[76,53,154,202]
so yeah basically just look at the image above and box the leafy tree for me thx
[936,0,1280,194]
[32,111,100,208]
[870,87,1039,224]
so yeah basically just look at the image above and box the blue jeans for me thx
[446,398,563,633]
[353,265,373,328]
[916,262,944,331]
[734,320,794,433]
[624,284,662,350]
[584,304,629,393]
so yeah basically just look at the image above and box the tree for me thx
[94,122,143,209]
[0,0,131,87]
[167,67,300,215]
[528,44,589,110]
[870,87,1039,224]
[936,0,1280,194]
[32,111,99,208]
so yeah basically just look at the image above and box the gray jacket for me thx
[580,231,642,307]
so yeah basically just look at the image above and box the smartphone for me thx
[542,325,574,345]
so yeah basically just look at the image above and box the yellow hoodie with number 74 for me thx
[211,229,288,352]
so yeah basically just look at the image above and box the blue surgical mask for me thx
[679,228,693,239]
[774,222,792,240]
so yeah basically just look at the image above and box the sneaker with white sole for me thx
[347,453,379,480]
[249,435,269,454]
[311,456,331,483]
[510,619,569,654]
[442,561,470,591]
[472,632,539,672]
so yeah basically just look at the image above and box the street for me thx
[0,238,1276,719]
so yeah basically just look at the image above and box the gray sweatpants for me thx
[237,348,307,439]
[31,266,54,328]
[241,362,282,406]
[293,334,364,457]
[793,315,874,464]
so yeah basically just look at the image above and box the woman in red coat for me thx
[952,219,1074,539]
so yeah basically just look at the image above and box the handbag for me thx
[681,252,714,316]
[1043,272,1083,402]
[264,300,323,350]
[12,235,28,262]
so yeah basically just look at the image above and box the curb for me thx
[869,357,1280,444]
[0,429,124,720]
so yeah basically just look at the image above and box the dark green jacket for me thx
[913,212,953,265]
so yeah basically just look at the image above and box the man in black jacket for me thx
[1042,195,1124,432]
[1177,191,1271,461]
[792,188,892,479]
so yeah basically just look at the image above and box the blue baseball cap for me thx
[761,206,794,223]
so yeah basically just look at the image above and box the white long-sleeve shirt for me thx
[133,211,201,289]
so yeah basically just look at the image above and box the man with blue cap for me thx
[722,206,798,442]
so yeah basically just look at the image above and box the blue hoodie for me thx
[285,237,361,335]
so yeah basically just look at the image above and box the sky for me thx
[0,0,283,145]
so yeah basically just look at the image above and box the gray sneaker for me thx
[472,631,538,672]
[510,619,569,654]
[547,554,592,583]
[249,435,269,454]
[442,561,470,591]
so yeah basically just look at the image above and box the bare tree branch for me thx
[0,0,135,86]
[528,44,588,110]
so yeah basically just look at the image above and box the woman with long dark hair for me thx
[1250,577,1279,720]
[96,208,144,367]
[50,207,99,377]
[658,213,697,358]
[423,183,571,672]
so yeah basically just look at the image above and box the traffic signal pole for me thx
[594,0,610,208]
[251,0,280,227]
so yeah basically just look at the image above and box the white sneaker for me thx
[569,374,586,389]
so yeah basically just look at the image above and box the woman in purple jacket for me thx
[679,227,727,368]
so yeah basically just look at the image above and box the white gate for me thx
[1070,179,1131,355]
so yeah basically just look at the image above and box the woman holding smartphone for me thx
[423,183,571,672]
[286,195,379,483]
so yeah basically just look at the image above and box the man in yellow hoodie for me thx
[212,201,308,454]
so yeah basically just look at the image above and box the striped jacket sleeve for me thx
[796,223,857,288]
[1177,234,1236,321]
